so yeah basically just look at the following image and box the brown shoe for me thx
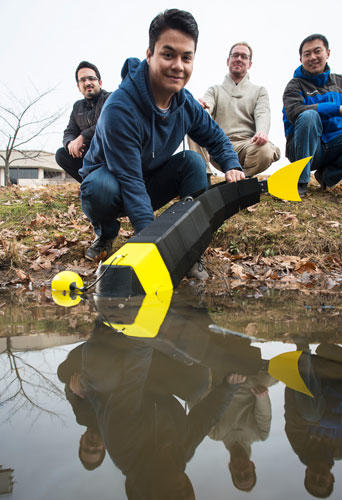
[85,237,113,261]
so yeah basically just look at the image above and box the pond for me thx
[1,286,342,499]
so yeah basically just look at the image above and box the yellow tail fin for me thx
[268,350,313,397]
[267,157,312,201]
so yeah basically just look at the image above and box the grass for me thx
[211,180,342,256]
[0,175,341,289]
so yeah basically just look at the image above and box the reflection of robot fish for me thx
[93,291,321,398]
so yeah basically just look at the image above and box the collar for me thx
[294,64,330,87]
[222,72,250,97]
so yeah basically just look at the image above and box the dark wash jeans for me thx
[55,147,83,183]
[288,109,342,186]
[80,150,208,239]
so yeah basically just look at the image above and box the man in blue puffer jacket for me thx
[283,34,342,197]
[79,9,244,277]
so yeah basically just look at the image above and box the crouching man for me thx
[283,34,342,197]
[56,61,110,182]
[79,9,244,279]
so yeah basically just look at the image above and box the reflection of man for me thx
[55,61,110,182]
[209,372,275,492]
[79,9,244,268]
[57,345,106,471]
[78,314,247,500]
[78,427,106,471]
[284,347,342,498]
[283,34,342,197]
[189,42,280,180]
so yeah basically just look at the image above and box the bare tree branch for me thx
[0,84,65,185]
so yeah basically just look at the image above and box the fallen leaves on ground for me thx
[0,183,342,295]
[206,248,342,294]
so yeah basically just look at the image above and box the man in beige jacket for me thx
[189,42,280,178]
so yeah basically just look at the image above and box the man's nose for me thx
[171,57,183,71]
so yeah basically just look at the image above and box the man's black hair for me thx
[148,9,199,54]
[75,61,101,82]
[299,34,329,56]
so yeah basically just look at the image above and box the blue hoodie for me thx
[80,58,241,233]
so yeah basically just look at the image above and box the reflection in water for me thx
[54,293,284,498]
[1,289,342,499]
[61,316,251,499]
[1,336,64,418]
[285,345,342,498]
[57,344,106,470]
[0,466,14,495]
[209,371,276,492]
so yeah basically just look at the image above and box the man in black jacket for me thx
[55,61,110,182]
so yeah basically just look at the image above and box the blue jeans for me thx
[81,150,208,239]
[288,109,342,186]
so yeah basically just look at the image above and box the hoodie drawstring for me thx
[151,106,186,159]
[151,111,155,159]
[182,108,185,157]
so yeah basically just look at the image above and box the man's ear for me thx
[99,79,103,88]
[248,59,253,70]
[146,48,152,64]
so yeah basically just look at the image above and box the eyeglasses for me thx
[78,76,99,84]
[230,53,250,60]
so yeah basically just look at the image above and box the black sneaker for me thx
[187,256,209,280]
[298,182,308,198]
[85,237,114,261]
[314,170,327,190]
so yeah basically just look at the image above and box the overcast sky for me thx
[1,0,341,173]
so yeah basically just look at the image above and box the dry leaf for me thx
[15,269,31,282]
[230,263,246,278]
[325,220,340,228]
[295,261,317,274]
[245,323,258,335]
[55,235,66,247]
[68,203,77,217]
[246,204,258,212]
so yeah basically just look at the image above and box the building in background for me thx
[0,150,77,186]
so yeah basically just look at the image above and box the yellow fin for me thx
[268,350,313,397]
[267,157,312,201]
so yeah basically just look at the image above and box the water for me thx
[1,287,342,499]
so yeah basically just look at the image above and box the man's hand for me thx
[198,98,210,110]
[251,132,268,146]
[225,169,245,183]
[250,385,268,398]
[68,135,86,158]
[227,373,247,385]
